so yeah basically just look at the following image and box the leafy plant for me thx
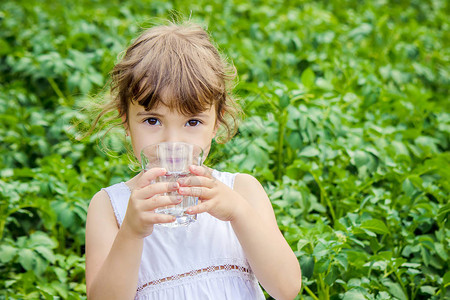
[1,0,448,299]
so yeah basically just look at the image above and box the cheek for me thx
[130,138,142,161]
[200,130,217,159]
[129,130,147,160]
[202,141,211,152]
[199,127,216,148]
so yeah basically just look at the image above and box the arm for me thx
[85,190,143,300]
[179,167,301,300]
[85,168,181,299]
[232,174,301,300]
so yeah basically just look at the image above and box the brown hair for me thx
[93,21,241,143]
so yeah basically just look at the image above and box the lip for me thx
[164,158,183,164]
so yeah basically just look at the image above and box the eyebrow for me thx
[136,111,163,117]
[193,113,210,118]
[136,111,211,118]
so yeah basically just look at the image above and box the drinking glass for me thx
[141,142,204,227]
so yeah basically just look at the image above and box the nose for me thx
[162,128,185,143]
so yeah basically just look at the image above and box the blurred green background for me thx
[0,0,449,299]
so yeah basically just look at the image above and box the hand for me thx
[121,168,182,239]
[177,166,245,222]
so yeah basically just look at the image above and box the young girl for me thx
[85,21,301,300]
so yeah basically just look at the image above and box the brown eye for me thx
[186,119,201,127]
[145,118,160,125]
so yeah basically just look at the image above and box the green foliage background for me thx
[0,0,448,299]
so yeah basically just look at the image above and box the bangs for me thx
[126,26,227,115]
[110,22,241,143]
[135,79,218,116]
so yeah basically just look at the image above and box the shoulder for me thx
[89,189,111,209]
[87,188,118,228]
[210,168,268,201]
[233,173,268,206]
[211,169,262,192]
[234,173,263,192]
[233,173,277,224]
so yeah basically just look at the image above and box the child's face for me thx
[125,101,218,162]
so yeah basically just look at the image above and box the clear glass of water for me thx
[141,142,204,228]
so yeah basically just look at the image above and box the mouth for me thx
[165,157,183,164]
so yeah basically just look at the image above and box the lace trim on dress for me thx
[136,264,255,296]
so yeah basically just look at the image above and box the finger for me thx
[188,165,214,179]
[178,186,212,200]
[136,167,167,189]
[135,181,179,200]
[143,211,177,224]
[141,194,183,211]
[177,176,215,188]
[185,201,210,215]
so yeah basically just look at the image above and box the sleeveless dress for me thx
[103,169,266,300]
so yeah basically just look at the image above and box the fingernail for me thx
[178,187,187,194]
[170,182,179,189]
[178,178,187,185]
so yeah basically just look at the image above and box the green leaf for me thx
[51,281,69,299]
[54,267,68,283]
[324,264,339,285]
[434,243,448,261]
[316,258,331,273]
[384,280,407,300]
[391,141,410,157]
[299,255,314,279]
[301,68,315,88]
[28,231,57,249]
[0,244,18,263]
[401,262,420,268]
[34,246,56,264]
[342,288,368,300]
[335,253,349,271]
[18,249,36,271]
[353,150,370,168]
[273,199,290,208]
[299,146,319,157]
[360,219,389,235]
[419,285,437,295]
[279,94,290,109]
[1,0,448,297]
[421,245,431,266]
[443,270,450,285]
[402,178,415,197]
[348,23,373,40]
[297,239,310,251]
[437,203,450,223]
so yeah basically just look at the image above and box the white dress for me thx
[104,169,266,300]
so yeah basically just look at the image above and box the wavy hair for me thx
[91,21,241,144]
